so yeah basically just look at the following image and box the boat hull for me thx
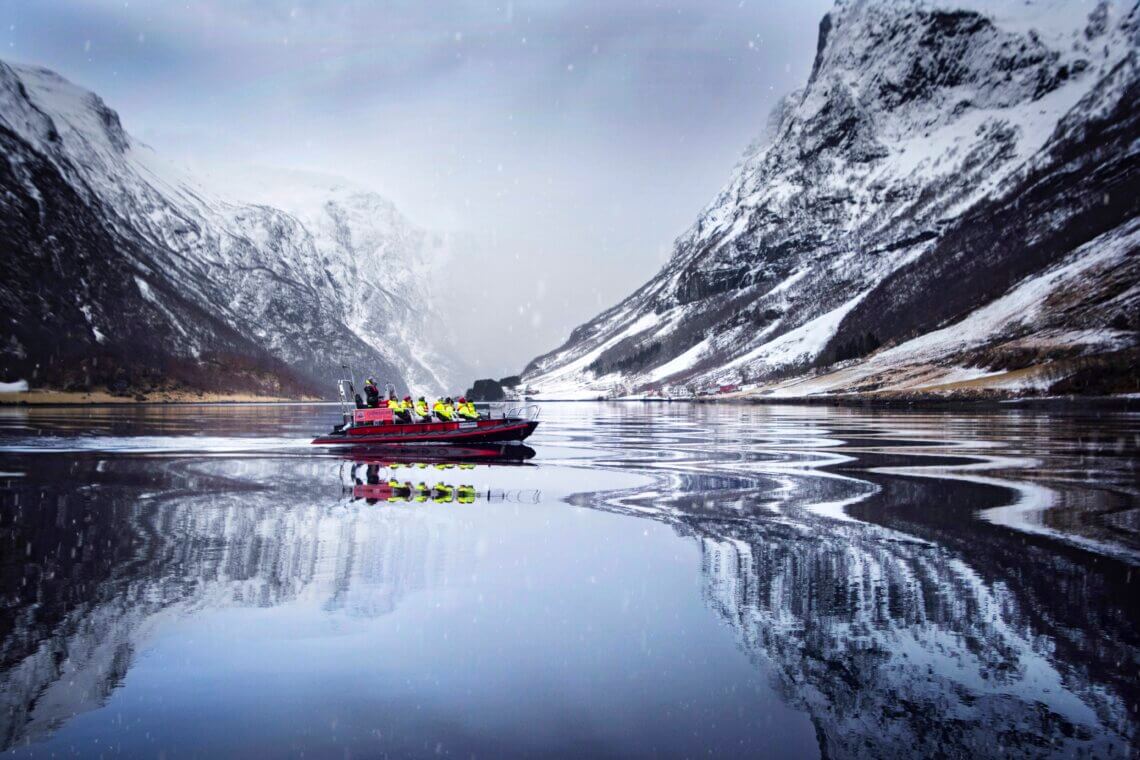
[341,444,536,464]
[312,418,538,446]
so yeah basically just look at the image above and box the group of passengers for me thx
[362,378,479,422]
[353,464,476,505]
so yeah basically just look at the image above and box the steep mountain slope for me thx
[523,0,1139,399]
[0,61,465,397]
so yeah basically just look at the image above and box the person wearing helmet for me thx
[414,397,431,421]
[364,378,381,408]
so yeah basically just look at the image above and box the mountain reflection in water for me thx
[0,403,1137,757]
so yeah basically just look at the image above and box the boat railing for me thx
[486,488,541,504]
[479,402,540,421]
[505,404,540,421]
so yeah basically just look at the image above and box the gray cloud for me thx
[3,0,832,374]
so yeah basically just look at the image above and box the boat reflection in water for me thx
[343,445,539,505]
[339,442,537,465]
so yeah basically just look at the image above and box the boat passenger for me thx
[364,379,381,408]
[389,395,412,423]
[457,485,476,504]
[387,479,413,502]
[414,397,431,421]
[433,398,454,421]
[456,397,479,420]
[432,483,454,503]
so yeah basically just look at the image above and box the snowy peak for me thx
[523,0,1140,399]
[0,62,129,162]
[0,59,467,397]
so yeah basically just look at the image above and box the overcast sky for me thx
[3,0,832,375]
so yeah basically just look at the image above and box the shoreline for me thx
[694,393,1140,412]
[3,390,1137,412]
[527,394,1140,411]
[0,390,325,407]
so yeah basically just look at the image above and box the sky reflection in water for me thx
[0,402,1137,758]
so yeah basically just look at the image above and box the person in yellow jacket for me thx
[414,397,431,421]
[457,485,476,504]
[433,398,454,421]
[387,479,412,502]
[432,482,454,503]
[386,394,409,423]
[455,397,479,421]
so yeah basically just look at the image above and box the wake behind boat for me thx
[311,378,539,447]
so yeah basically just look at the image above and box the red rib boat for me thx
[311,382,539,447]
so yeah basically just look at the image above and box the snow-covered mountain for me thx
[524,0,1140,399]
[0,61,467,397]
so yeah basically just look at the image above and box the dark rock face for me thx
[465,378,506,401]
[523,1,1140,398]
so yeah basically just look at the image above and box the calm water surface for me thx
[0,402,1137,758]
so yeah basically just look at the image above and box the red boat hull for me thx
[312,418,538,446]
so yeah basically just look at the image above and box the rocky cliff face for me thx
[0,62,467,397]
[523,0,1140,398]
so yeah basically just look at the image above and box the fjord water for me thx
[0,403,1137,758]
